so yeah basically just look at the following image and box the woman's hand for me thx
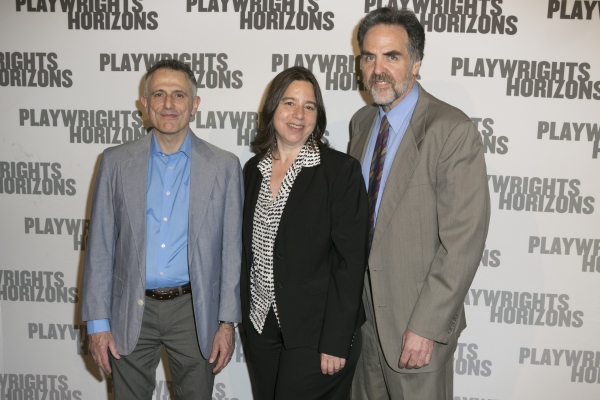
[320,353,346,375]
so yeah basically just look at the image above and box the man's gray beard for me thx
[368,78,411,107]
[366,63,414,108]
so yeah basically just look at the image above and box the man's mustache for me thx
[368,73,395,87]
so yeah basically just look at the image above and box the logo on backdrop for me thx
[18,108,264,146]
[465,289,584,327]
[187,0,335,31]
[212,382,241,400]
[454,342,492,377]
[151,380,176,400]
[0,162,76,196]
[24,217,89,251]
[0,270,78,303]
[472,117,508,154]
[487,175,595,214]
[480,248,501,268]
[234,330,246,364]
[191,110,258,146]
[100,53,244,89]
[0,52,72,88]
[15,0,159,30]
[105,378,240,400]
[529,236,600,273]
[0,374,82,399]
[537,121,600,159]
[452,59,600,100]
[28,323,89,355]
[272,54,364,91]
[364,0,518,34]
[547,0,600,20]
[520,347,600,384]
[19,108,147,144]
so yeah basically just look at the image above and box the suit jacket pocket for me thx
[113,275,124,297]
[304,275,329,295]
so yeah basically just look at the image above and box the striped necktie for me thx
[367,115,390,248]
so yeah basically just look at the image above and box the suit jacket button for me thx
[447,329,452,334]
[277,282,283,288]
[276,253,283,260]
[138,299,144,306]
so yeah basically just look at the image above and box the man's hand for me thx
[209,323,235,373]
[89,331,120,375]
[398,329,434,369]
[320,353,346,375]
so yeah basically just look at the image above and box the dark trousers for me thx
[109,293,215,400]
[246,307,362,400]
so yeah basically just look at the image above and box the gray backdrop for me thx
[1,1,599,399]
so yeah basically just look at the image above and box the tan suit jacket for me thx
[349,85,490,373]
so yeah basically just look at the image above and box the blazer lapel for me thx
[120,133,152,287]
[370,86,430,250]
[243,165,262,263]
[188,133,217,263]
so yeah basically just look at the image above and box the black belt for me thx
[145,282,191,300]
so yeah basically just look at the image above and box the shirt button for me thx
[166,191,171,196]
[161,154,165,157]
[161,244,165,248]
[138,299,144,305]
[163,217,168,222]
[168,166,173,170]
[159,272,163,275]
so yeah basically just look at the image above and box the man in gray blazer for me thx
[81,59,243,400]
[350,8,490,400]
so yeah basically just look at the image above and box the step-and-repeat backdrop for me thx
[1,1,598,399]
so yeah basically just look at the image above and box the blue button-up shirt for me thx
[145,132,191,290]
[87,131,192,334]
[361,83,419,224]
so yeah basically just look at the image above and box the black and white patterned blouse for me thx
[250,138,321,334]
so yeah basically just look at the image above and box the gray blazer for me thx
[349,86,490,373]
[81,131,243,358]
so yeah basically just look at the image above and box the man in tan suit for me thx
[350,8,490,400]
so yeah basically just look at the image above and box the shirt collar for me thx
[379,82,420,133]
[258,135,321,177]
[150,129,192,158]
[294,136,321,169]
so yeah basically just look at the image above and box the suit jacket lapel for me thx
[370,126,420,250]
[120,133,152,287]
[368,86,430,250]
[188,133,217,263]
[349,106,378,163]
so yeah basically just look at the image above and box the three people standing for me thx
[82,7,489,400]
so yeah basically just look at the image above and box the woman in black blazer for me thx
[241,66,369,399]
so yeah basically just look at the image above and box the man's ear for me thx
[412,59,422,77]
[192,96,201,115]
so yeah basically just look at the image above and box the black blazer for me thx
[241,147,368,358]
